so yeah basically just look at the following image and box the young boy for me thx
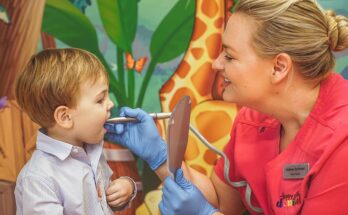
[14,48,136,214]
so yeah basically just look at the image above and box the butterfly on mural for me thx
[125,53,147,73]
[0,96,8,110]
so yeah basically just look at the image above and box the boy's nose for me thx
[107,97,114,110]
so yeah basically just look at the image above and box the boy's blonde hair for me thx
[235,0,348,79]
[15,48,109,128]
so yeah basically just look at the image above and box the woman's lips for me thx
[223,78,231,88]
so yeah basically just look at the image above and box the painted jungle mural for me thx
[0,0,347,214]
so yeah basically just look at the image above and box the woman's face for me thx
[213,13,275,107]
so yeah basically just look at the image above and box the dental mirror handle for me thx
[107,112,172,123]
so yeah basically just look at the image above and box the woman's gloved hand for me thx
[104,107,167,170]
[159,168,219,215]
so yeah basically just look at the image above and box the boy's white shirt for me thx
[15,129,114,215]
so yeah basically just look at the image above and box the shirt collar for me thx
[85,141,104,174]
[37,129,104,166]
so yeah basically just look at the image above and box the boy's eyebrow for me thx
[95,89,108,97]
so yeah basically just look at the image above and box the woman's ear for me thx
[271,53,292,84]
[54,106,73,129]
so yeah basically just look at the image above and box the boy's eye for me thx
[97,98,105,104]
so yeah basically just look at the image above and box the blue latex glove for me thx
[104,107,167,170]
[159,168,219,215]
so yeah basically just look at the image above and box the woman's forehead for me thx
[223,13,256,52]
[225,13,256,35]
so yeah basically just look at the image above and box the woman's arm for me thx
[155,161,219,206]
[153,161,171,180]
[182,162,219,207]
[155,161,246,214]
[211,171,246,215]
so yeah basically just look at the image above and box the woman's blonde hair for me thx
[15,48,108,128]
[234,0,348,79]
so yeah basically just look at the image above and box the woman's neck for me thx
[275,81,320,127]
[255,75,321,151]
[274,77,321,151]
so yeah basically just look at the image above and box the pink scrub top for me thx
[214,73,348,215]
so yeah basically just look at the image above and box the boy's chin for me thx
[84,137,104,145]
[84,130,106,144]
[87,139,103,144]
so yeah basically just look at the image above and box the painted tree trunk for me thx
[41,32,56,49]
[0,1,44,213]
[0,0,45,98]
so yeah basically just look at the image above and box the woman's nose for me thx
[212,53,224,71]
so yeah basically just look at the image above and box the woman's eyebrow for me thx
[222,43,237,53]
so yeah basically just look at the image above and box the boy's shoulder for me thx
[17,149,62,183]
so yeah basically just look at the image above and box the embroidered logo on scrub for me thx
[276,192,302,208]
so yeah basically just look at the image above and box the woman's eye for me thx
[97,98,105,104]
[224,55,233,61]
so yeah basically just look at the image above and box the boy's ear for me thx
[54,106,73,129]
[271,53,292,84]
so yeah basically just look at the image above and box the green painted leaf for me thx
[336,55,348,73]
[0,4,10,24]
[68,0,91,13]
[319,0,348,11]
[97,0,138,52]
[42,0,125,104]
[150,0,195,63]
[42,0,100,54]
[230,0,239,13]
